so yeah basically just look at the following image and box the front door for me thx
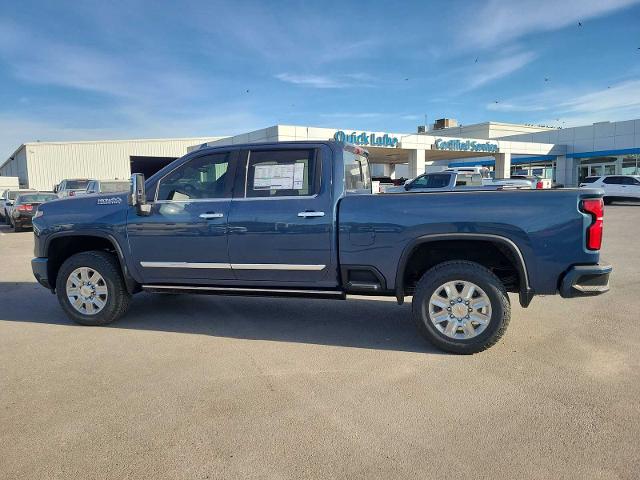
[226,146,336,287]
[127,151,237,284]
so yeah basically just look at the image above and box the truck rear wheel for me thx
[56,251,131,326]
[411,261,511,354]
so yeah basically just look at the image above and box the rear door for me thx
[619,176,640,199]
[226,146,336,287]
[602,176,623,196]
[127,150,237,283]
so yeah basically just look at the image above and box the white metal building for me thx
[0,137,223,190]
[2,119,639,190]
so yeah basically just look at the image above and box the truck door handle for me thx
[298,211,325,218]
[199,212,224,219]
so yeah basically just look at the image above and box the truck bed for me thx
[338,188,602,295]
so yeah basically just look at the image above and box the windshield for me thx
[65,180,90,189]
[101,181,130,193]
[17,194,58,203]
[344,151,371,193]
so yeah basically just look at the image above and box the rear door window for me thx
[244,149,320,198]
[603,176,622,184]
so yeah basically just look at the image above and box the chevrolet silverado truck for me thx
[31,141,612,354]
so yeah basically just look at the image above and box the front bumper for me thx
[559,264,612,298]
[31,257,51,290]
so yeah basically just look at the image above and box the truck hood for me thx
[35,192,129,229]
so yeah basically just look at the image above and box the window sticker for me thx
[293,163,305,189]
[253,164,305,190]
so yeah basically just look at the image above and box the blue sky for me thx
[1,0,639,157]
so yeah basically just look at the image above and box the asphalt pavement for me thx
[0,205,638,479]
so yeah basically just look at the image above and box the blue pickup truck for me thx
[31,141,611,353]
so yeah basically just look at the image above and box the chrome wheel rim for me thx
[66,267,108,315]
[428,280,491,340]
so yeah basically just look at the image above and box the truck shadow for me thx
[0,282,442,354]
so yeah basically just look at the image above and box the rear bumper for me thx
[31,257,51,290]
[559,263,612,298]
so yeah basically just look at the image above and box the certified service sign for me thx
[434,138,498,153]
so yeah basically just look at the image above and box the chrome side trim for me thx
[140,262,326,271]
[142,284,343,296]
[140,261,231,269]
[231,263,326,271]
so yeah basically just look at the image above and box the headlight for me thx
[33,209,44,219]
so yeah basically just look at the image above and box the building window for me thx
[622,155,640,175]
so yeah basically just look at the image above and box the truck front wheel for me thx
[412,261,511,354]
[55,251,131,326]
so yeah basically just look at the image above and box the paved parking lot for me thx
[1,205,639,480]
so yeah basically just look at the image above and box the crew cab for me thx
[31,141,612,354]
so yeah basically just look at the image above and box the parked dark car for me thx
[31,141,611,354]
[10,192,58,231]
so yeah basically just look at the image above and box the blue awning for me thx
[567,148,640,159]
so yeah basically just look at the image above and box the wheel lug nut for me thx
[450,301,455,305]
[465,301,469,305]
[447,307,451,311]
[449,314,454,319]
[457,297,462,302]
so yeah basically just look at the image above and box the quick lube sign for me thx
[334,131,399,147]
[434,138,498,153]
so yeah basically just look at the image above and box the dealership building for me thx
[2,119,639,190]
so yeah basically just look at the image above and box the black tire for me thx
[56,251,131,326]
[411,260,511,354]
[13,222,23,232]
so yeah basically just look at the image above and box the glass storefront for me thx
[622,155,640,175]
[577,155,639,182]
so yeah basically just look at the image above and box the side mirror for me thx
[404,182,411,191]
[6,201,13,206]
[130,173,151,215]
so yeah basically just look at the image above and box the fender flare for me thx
[395,233,533,307]
[45,230,139,294]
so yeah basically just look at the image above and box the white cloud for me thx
[275,73,374,89]
[461,0,640,49]
[464,50,537,91]
[0,21,205,103]
[484,80,640,126]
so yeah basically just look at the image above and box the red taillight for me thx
[582,198,604,250]
[536,181,543,189]
[69,191,76,196]
[17,204,33,212]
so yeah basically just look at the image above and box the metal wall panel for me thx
[10,138,221,190]
[0,146,28,187]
